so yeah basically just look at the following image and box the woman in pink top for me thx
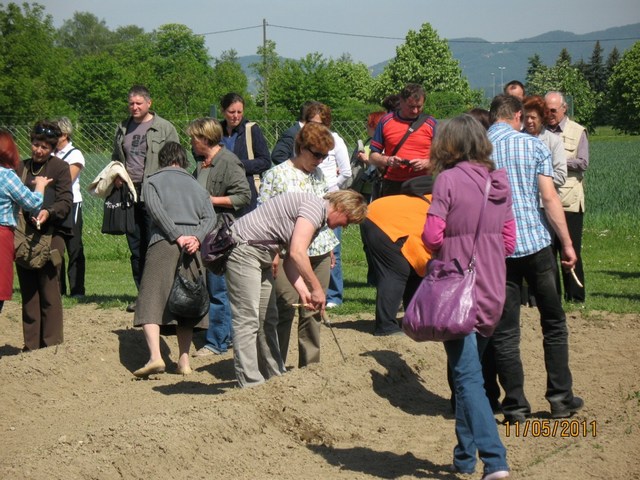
[422,114,515,480]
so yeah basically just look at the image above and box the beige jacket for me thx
[87,161,138,202]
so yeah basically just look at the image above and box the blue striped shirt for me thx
[488,122,554,258]
[0,167,44,227]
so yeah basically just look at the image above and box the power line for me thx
[198,25,262,36]
[197,21,639,45]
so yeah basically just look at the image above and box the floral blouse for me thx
[258,160,339,256]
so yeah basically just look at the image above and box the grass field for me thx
[26,133,640,315]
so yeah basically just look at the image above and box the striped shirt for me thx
[488,122,554,258]
[233,192,327,254]
[258,161,338,256]
[0,167,44,227]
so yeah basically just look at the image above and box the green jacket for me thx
[111,112,179,200]
[195,147,251,217]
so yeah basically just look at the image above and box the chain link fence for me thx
[2,118,368,259]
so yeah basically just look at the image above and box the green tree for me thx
[527,62,597,131]
[372,23,475,114]
[210,50,249,112]
[607,41,640,133]
[0,2,70,121]
[252,39,280,117]
[526,53,544,80]
[587,41,606,93]
[606,47,621,76]
[556,48,572,66]
[56,12,113,56]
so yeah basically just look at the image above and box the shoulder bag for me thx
[101,183,135,235]
[402,177,491,342]
[13,164,59,269]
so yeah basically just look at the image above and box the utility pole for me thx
[263,18,268,119]
[498,66,506,92]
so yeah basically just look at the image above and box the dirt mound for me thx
[0,303,638,479]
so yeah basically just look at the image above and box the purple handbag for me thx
[402,177,490,342]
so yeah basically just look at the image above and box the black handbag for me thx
[101,184,135,235]
[167,249,209,323]
[200,213,237,275]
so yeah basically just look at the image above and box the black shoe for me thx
[550,396,584,418]
[126,300,137,313]
[503,412,529,424]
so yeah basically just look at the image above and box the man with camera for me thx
[368,83,437,197]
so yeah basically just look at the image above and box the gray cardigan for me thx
[143,167,216,247]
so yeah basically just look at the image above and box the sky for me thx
[37,0,640,65]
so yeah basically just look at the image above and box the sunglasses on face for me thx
[35,126,58,137]
[307,148,327,160]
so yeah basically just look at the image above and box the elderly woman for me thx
[55,117,86,297]
[523,95,567,189]
[0,130,52,314]
[520,96,569,308]
[259,122,338,368]
[220,92,272,213]
[187,117,251,357]
[132,142,215,377]
[16,121,72,351]
[226,190,368,388]
[314,103,352,309]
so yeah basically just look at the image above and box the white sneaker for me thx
[326,302,339,309]
[482,471,509,480]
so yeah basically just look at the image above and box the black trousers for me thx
[553,211,585,302]
[126,185,153,290]
[60,202,85,296]
[360,219,422,335]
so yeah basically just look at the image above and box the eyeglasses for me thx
[307,148,327,160]
[35,126,58,137]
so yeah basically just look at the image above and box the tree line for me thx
[1,3,639,132]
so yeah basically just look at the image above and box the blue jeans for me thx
[444,333,509,476]
[326,227,343,305]
[204,270,232,353]
[491,246,574,418]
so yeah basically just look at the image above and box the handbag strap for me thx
[467,176,491,271]
[176,247,203,276]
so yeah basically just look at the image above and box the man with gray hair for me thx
[545,91,588,302]
[55,117,86,297]
[487,94,583,424]
[112,85,179,312]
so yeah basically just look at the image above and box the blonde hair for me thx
[186,117,223,147]
[325,190,368,224]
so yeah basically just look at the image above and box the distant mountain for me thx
[450,23,640,96]
[237,24,640,97]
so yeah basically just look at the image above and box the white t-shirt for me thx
[56,142,85,203]
[317,131,351,192]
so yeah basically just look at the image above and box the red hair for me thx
[0,130,20,170]
[367,111,386,129]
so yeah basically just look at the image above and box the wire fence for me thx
[2,118,368,259]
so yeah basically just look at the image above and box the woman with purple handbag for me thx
[421,115,516,480]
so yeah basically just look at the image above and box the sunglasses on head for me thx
[307,148,327,160]
[35,126,58,137]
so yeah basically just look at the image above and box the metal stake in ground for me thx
[322,311,346,363]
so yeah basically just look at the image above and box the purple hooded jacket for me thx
[423,161,514,337]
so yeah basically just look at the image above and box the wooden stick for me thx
[570,268,584,288]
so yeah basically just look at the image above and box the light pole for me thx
[498,66,506,92]
[491,73,495,97]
